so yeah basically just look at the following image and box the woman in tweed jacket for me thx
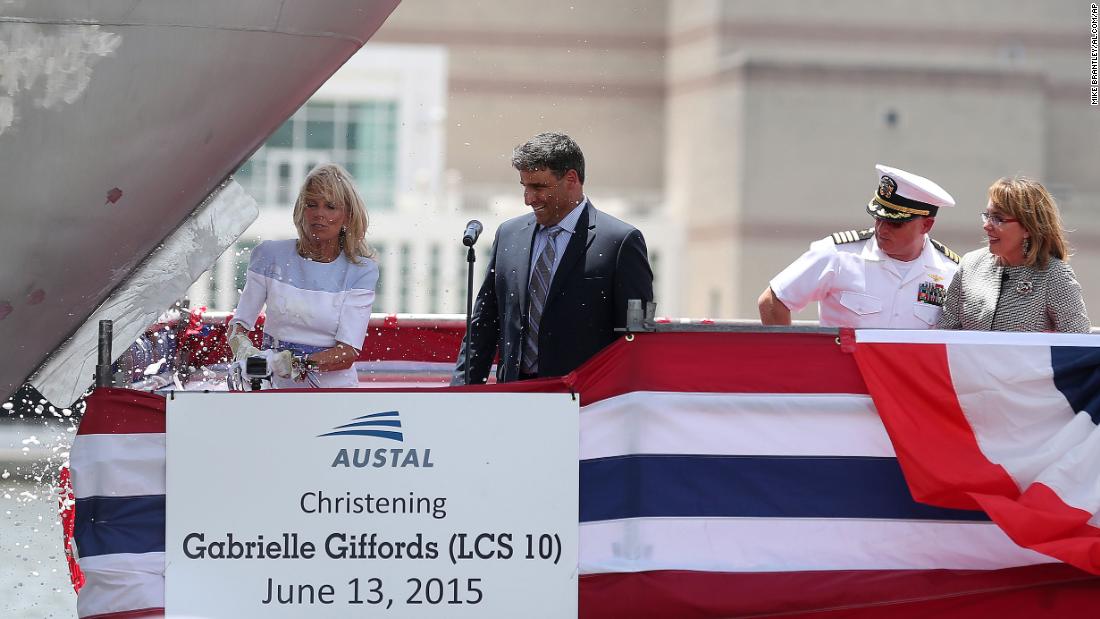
[938,177,1090,332]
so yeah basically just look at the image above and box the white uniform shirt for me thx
[770,233,959,329]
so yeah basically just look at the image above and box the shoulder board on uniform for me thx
[930,238,960,263]
[830,228,874,245]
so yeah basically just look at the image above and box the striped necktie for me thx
[522,226,565,374]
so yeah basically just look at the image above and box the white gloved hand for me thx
[264,349,294,379]
[228,329,261,362]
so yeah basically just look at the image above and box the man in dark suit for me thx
[452,132,654,384]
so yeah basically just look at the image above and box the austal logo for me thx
[318,410,404,442]
[319,411,434,469]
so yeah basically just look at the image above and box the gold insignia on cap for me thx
[878,176,897,199]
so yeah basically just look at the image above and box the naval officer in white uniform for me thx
[758,164,960,329]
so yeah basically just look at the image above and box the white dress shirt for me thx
[528,197,588,285]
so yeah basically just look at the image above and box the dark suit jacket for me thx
[453,202,654,384]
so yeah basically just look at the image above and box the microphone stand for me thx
[464,244,476,386]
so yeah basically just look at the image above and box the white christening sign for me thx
[165,391,578,618]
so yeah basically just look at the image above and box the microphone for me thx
[462,220,484,246]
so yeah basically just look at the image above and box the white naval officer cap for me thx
[866,164,955,222]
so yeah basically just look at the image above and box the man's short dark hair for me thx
[511,132,585,184]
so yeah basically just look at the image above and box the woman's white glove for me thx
[265,349,294,379]
[228,329,261,362]
[227,326,290,379]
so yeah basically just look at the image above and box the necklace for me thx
[298,244,339,263]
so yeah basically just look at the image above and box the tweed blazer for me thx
[938,248,1090,332]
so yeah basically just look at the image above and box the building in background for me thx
[191,0,1098,321]
[662,0,1098,319]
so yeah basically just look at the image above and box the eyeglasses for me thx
[980,212,1019,227]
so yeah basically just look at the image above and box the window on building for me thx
[348,101,398,211]
[373,242,387,311]
[268,120,293,148]
[305,102,336,150]
[235,99,398,211]
[276,161,292,204]
[399,243,411,313]
[429,244,441,314]
[235,159,252,183]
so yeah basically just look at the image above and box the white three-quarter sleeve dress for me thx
[231,239,379,388]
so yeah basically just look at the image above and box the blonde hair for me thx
[988,176,1070,269]
[292,163,374,262]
